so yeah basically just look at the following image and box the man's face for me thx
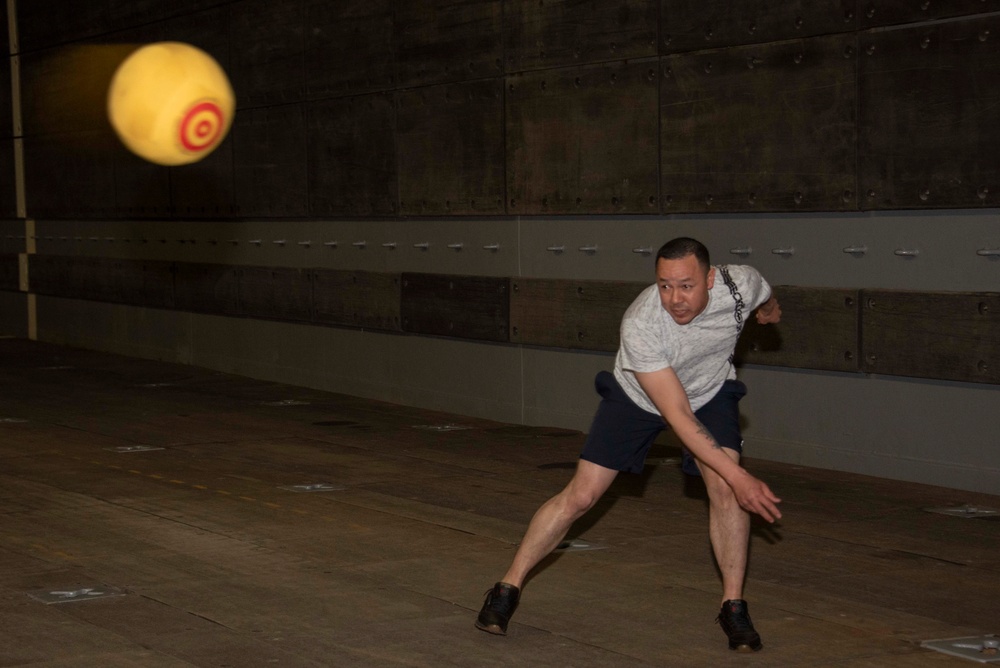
[655,254,715,325]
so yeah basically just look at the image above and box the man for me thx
[475,237,782,652]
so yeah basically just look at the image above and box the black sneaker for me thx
[475,582,520,635]
[716,599,763,652]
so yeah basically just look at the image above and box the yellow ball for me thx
[107,42,235,166]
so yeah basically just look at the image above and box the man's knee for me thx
[703,470,739,508]
[556,482,599,516]
[561,467,613,515]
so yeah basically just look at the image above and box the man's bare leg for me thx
[476,459,619,634]
[697,448,750,602]
[697,449,762,651]
[501,459,619,588]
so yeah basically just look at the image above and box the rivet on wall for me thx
[843,244,867,255]
[894,248,919,257]
[730,247,752,256]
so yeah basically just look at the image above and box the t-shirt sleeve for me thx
[737,265,772,310]
[618,316,674,373]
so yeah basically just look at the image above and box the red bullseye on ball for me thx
[179,101,224,152]
[107,42,235,166]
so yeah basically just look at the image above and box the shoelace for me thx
[719,609,754,633]
[484,588,516,615]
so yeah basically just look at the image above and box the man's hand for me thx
[634,368,783,523]
[728,471,782,523]
[755,296,781,325]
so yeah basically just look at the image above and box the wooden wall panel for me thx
[232,104,309,217]
[507,59,660,214]
[0,13,13,219]
[106,0,228,33]
[0,140,16,219]
[313,269,401,331]
[0,254,20,291]
[16,1,111,52]
[661,33,857,213]
[238,267,312,322]
[112,148,173,218]
[860,0,1000,29]
[67,256,113,303]
[859,17,1000,209]
[861,290,1000,384]
[304,0,395,99]
[19,255,1000,387]
[173,262,239,315]
[734,286,860,372]
[505,0,658,72]
[228,0,306,107]
[0,7,7,55]
[660,0,856,54]
[24,133,118,218]
[397,80,505,216]
[395,0,502,88]
[156,6,232,72]
[168,140,237,218]
[0,36,11,137]
[116,259,176,308]
[307,94,397,217]
[29,255,174,308]
[510,278,645,351]
[401,273,509,342]
[26,255,74,298]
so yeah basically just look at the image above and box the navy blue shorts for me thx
[579,370,746,476]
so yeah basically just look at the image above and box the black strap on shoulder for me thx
[717,265,745,334]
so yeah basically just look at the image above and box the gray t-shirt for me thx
[613,264,771,414]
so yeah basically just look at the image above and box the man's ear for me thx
[706,266,715,289]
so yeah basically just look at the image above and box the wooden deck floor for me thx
[1,339,997,667]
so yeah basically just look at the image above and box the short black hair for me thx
[655,237,710,273]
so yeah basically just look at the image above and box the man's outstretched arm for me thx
[634,368,782,523]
